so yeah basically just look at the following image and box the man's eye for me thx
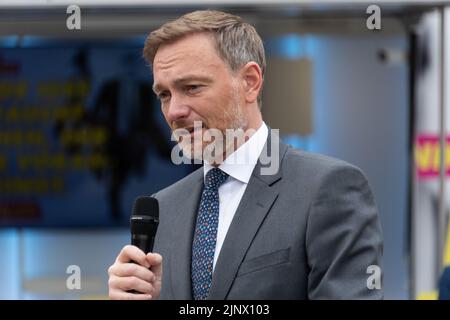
[186,85,202,93]
[157,92,170,100]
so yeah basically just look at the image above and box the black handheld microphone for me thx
[130,196,159,254]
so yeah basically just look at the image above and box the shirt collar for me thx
[204,122,269,184]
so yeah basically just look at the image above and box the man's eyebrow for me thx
[153,75,213,93]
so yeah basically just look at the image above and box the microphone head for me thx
[130,196,159,236]
[132,196,159,218]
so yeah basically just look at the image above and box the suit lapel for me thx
[170,169,203,299]
[208,135,288,299]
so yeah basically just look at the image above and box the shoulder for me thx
[152,166,203,200]
[282,147,369,186]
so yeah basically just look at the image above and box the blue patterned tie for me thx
[191,168,229,300]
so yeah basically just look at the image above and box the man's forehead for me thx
[154,47,198,65]
[153,33,221,67]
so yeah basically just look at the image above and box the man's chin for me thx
[179,144,203,161]
[179,143,226,164]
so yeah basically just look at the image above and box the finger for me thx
[112,275,154,294]
[116,245,149,268]
[146,253,162,265]
[111,263,155,283]
[109,274,153,294]
[146,253,163,279]
[109,289,152,300]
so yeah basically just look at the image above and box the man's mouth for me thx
[174,124,206,139]
[186,124,206,133]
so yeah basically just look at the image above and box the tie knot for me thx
[204,168,229,190]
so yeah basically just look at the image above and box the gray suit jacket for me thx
[153,137,383,299]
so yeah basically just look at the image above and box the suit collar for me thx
[252,129,286,186]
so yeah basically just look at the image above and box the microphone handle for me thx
[131,234,155,254]
[128,235,155,294]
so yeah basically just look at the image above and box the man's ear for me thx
[240,62,263,105]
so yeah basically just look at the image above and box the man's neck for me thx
[209,120,264,167]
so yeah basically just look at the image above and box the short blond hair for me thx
[143,10,266,105]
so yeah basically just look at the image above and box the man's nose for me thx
[166,96,190,123]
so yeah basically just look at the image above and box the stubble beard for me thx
[177,92,247,164]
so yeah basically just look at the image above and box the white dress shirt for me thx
[203,122,269,270]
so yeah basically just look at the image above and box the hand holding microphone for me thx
[108,196,163,300]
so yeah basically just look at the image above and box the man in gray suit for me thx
[108,10,383,300]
